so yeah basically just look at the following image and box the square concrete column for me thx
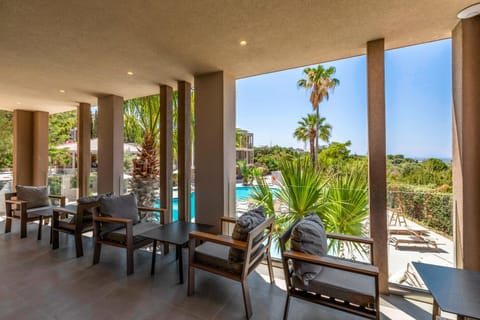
[13,110,49,187]
[177,81,192,221]
[77,103,91,197]
[97,95,124,195]
[452,16,480,271]
[160,85,173,223]
[32,111,49,186]
[367,39,388,294]
[194,71,236,233]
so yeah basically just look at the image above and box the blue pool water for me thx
[164,186,256,221]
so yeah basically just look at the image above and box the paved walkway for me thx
[387,212,454,288]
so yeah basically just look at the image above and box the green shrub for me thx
[388,184,452,236]
[48,176,62,196]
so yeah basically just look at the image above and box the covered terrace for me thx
[0,1,479,319]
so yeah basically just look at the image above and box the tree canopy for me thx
[0,110,13,169]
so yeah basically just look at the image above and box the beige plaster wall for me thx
[452,16,480,271]
[97,95,124,195]
[367,39,388,293]
[194,71,236,233]
[77,103,91,197]
[13,110,49,188]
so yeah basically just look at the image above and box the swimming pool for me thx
[167,185,256,221]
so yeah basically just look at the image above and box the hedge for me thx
[387,184,452,236]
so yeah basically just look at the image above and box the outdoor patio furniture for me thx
[413,262,480,320]
[389,226,438,249]
[280,219,380,320]
[388,207,408,226]
[92,193,165,275]
[188,210,275,319]
[52,193,112,257]
[4,185,65,239]
[140,220,213,283]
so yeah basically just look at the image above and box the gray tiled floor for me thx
[0,221,436,320]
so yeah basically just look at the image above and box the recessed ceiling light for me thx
[240,40,247,46]
[127,71,134,76]
[458,3,480,19]
[59,89,65,93]
[16,102,21,105]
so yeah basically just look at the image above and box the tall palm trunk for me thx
[309,133,315,168]
[315,107,320,171]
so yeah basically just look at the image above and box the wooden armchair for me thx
[92,193,165,275]
[4,186,65,239]
[52,202,97,258]
[188,215,275,319]
[280,223,380,320]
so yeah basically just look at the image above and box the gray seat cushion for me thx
[16,185,50,209]
[12,206,53,218]
[292,265,376,307]
[58,218,94,232]
[104,222,159,244]
[195,241,243,275]
[26,206,53,217]
[98,193,139,234]
[229,206,266,263]
[291,213,328,284]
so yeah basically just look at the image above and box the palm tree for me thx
[298,65,339,169]
[293,114,332,167]
[124,95,161,206]
[237,160,254,185]
[124,95,160,146]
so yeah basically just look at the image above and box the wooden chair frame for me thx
[188,215,275,319]
[92,206,165,275]
[52,202,99,257]
[280,225,380,320]
[4,192,65,239]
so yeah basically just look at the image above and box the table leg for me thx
[151,240,157,275]
[432,299,439,320]
[457,316,465,320]
[176,245,183,284]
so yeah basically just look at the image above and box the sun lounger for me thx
[389,227,438,249]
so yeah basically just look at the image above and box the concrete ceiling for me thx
[0,0,475,113]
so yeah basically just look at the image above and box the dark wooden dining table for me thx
[413,262,480,320]
[140,220,213,284]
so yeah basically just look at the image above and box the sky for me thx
[236,39,452,159]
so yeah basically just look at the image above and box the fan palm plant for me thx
[274,157,329,228]
[250,170,274,215]
[237,160,254,185]
[298,65,339,169]
[293,113,332,167]
[320,166,369,259]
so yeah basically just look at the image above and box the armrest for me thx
[138,207,166,213]
[49,195,66,207]
[53,207,77,215]
[220,216,237,224]
[5,199,27,205]
[92,215,132,225]
[52,206,77,223]
[189,231,247,250]
[138,206,165,223]
[283,250,379,276]
[327,233,374,245]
